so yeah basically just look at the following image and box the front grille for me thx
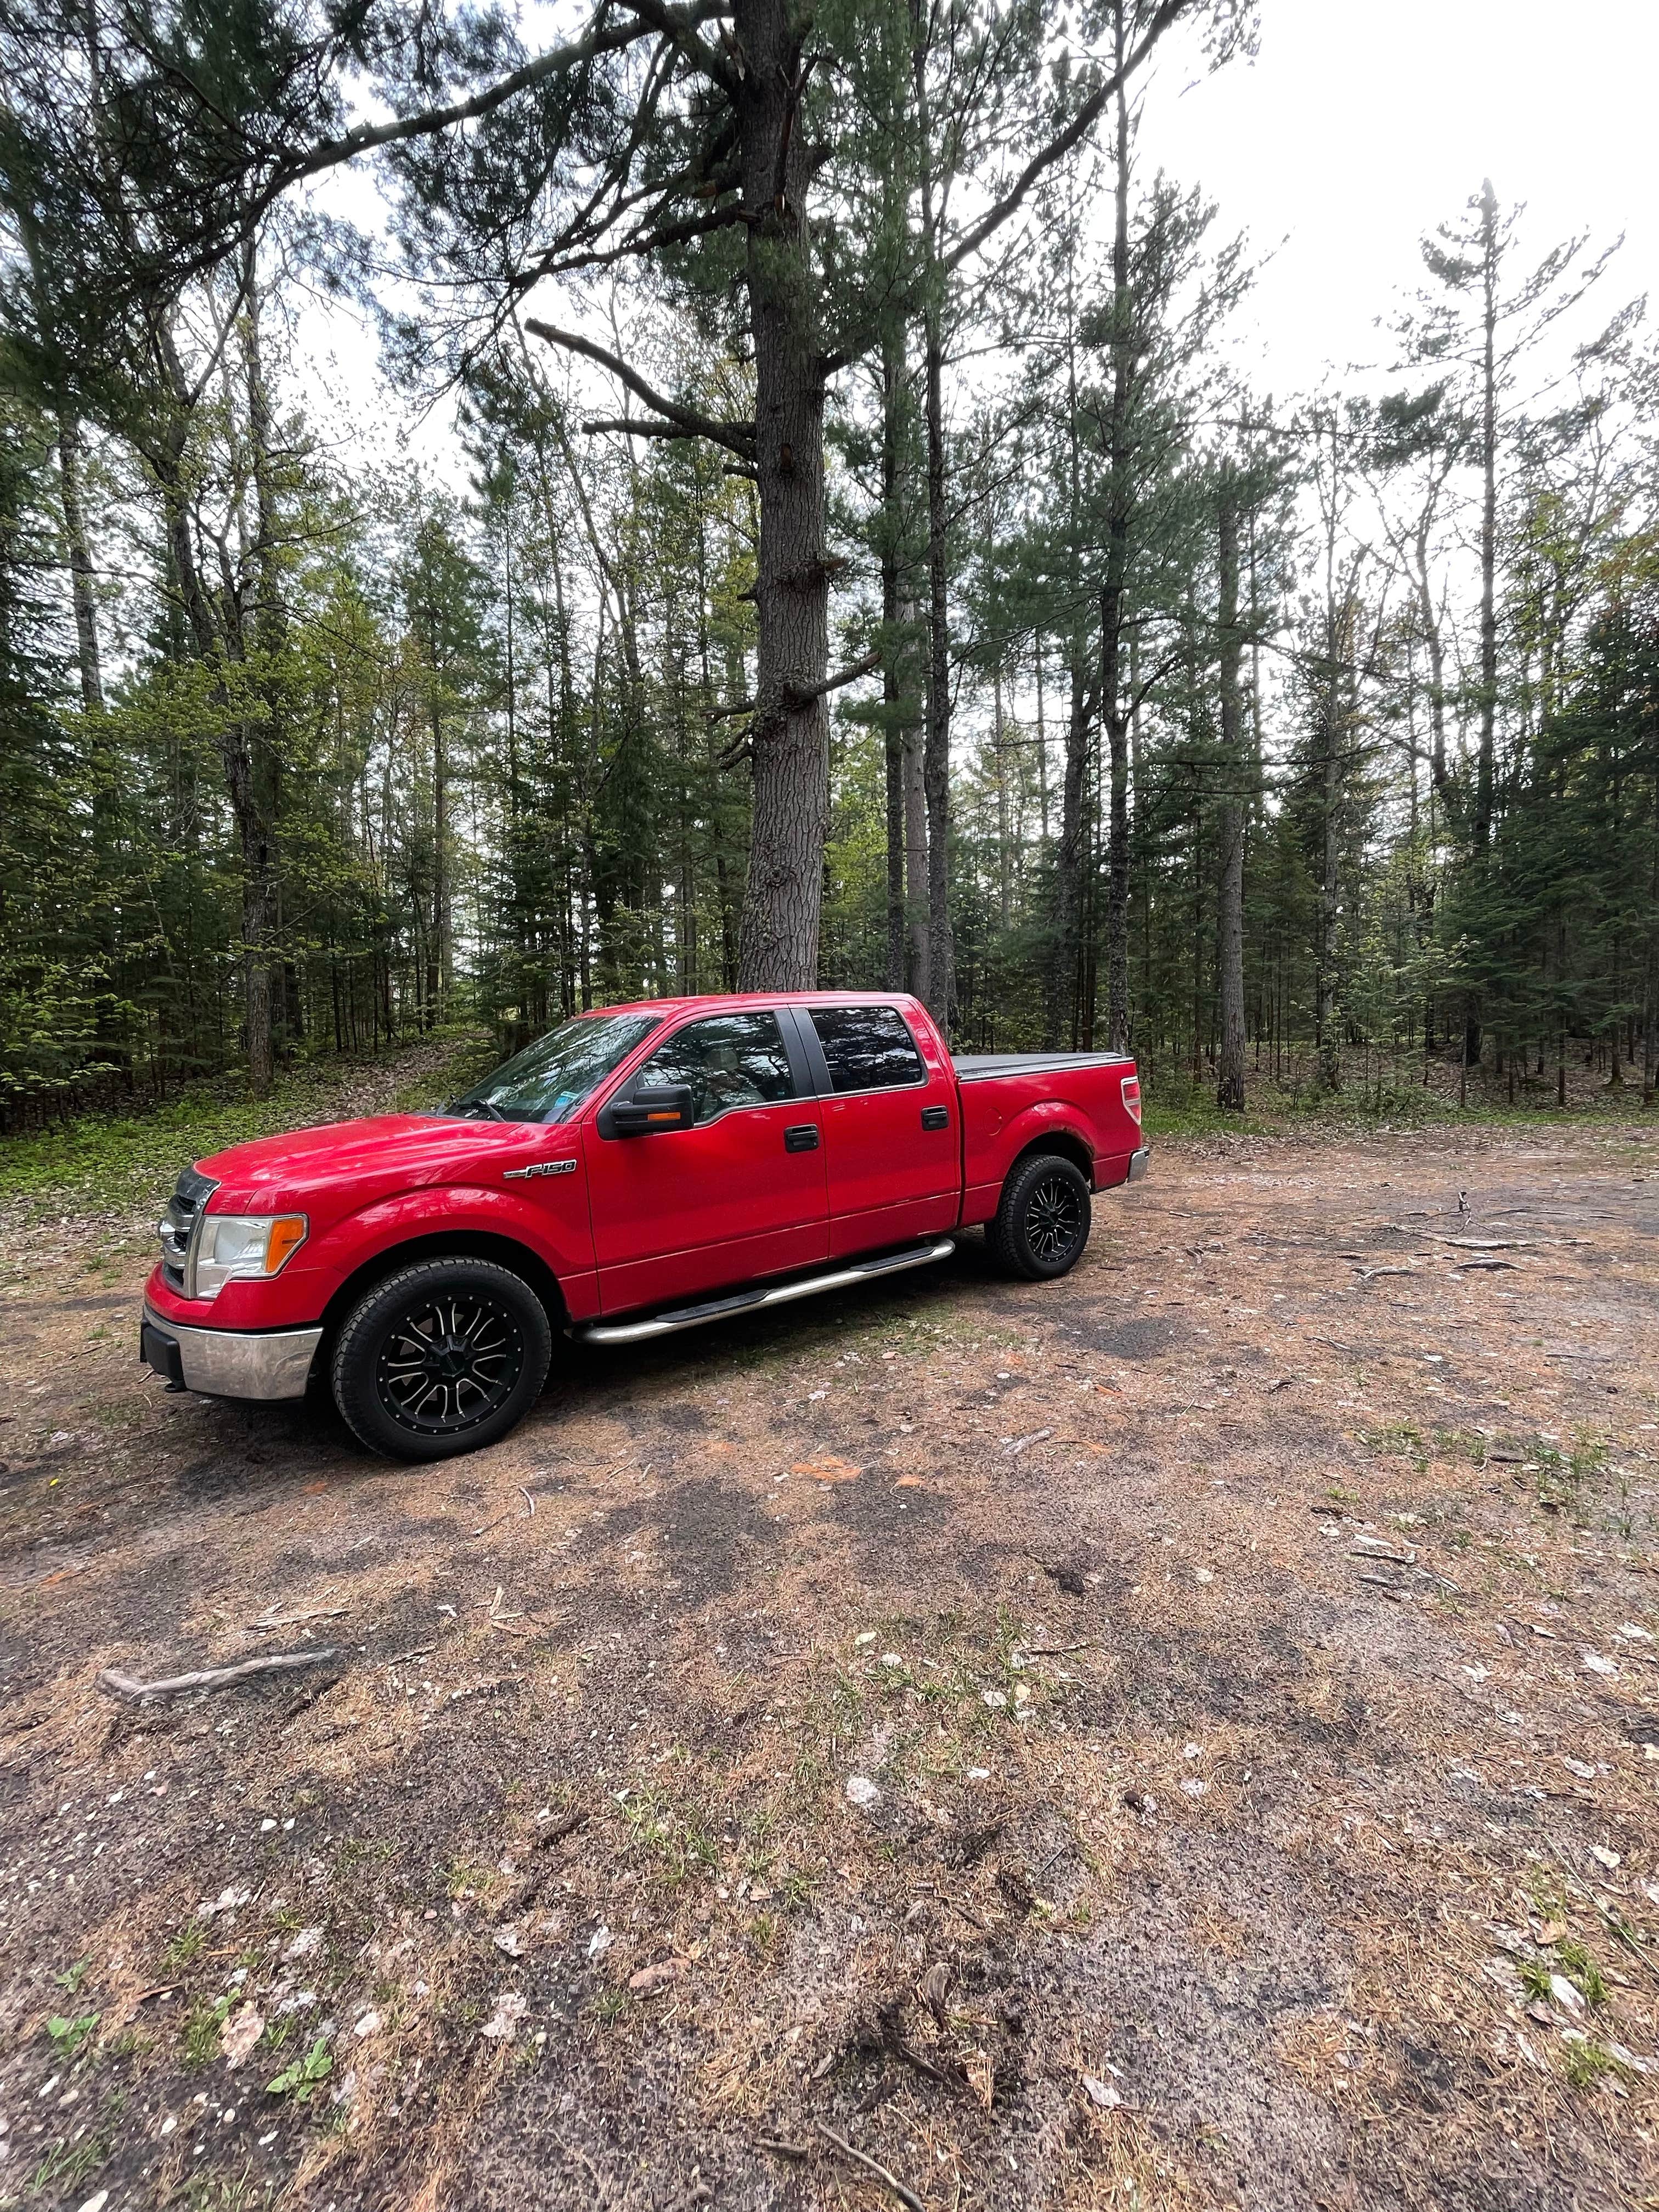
[158,1166,218,1295]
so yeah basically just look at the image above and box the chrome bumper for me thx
[140,1302,322,1402]
[1126,1144,1150,1183]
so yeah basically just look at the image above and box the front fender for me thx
[183,1182,595,1331]
[304,1183,595,1290]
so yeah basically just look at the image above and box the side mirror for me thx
[611,1082,696,1136]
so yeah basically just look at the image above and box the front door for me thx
[585,1008,828,1313]
[802,1003,961,1257]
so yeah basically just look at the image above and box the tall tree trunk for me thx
[151,318,275,1094]
[1048,218,1087,1051]
[918,222,953,1031]
[1101,10,1133,1053]
[902,630,929,997]
[881,330,909,991]
[733,0,831,990]
[1474,178,1499,857]
[1215,482,1245,1112]
[994,663,1011,932]
[56,411,104,713]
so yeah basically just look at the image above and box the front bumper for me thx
[140,1302,322,1402]
[1126,1144,1150,1183]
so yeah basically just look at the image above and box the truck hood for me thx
[195,1113,567,1214]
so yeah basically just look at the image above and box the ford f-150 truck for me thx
[140,992,1148,1460]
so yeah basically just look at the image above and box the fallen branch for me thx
[755,2137,810,2162]
[1356,1575,1404,1602]
[815,2123,926,2212]
[98,1649,340,1702]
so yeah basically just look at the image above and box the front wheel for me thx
[988,1153,1092,1281]
[331,1257,553,1462]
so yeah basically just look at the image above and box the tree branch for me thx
[785,646,882,707]
[582,415,707,439]
[618,0,743,94]
[941,1,1188,277]
[524,318,755,455]
[267,1,727,207]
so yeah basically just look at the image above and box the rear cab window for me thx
[809,1005,927,1093]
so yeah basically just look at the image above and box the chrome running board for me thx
[575,1238,956,1346]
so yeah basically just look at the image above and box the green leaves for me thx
[45,2011,99,2057]
[266,2033,332,2101]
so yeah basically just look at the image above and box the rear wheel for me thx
[988,1153,1092,1282]
[331,1257,552,1462]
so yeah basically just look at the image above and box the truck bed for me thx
[953,1050,1131,1082]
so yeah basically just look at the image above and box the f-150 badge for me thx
[503,1160,579,1180]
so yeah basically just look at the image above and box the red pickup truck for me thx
[140,993,1147,1460]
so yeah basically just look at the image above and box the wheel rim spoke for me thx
[1026,1176,1082,1263]
[374,1288,526,1434]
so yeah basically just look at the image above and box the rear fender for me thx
[990,1102,1097,1187]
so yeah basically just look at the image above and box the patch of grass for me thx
[1518,1958,1555,2003]
[588,1986,630,2023]
[1562,2038,1630,2091]
[163,1918,207,1973]
[178,2171,277,2212]
[181,1992,234,2069]
[1553,1939,1609,2008]
[0,1029,490,1222]
[30,2132,109,2192]
[1358,1424,1425,1465]
[619,1787,720,1886]
[54,1957,91,1994]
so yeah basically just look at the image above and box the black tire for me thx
[988,1153,1092,1281]
[330,1257,553,1463]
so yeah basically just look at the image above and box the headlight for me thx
[191,1214,308,1300]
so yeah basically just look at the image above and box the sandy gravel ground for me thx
[1,1116,1657,2211]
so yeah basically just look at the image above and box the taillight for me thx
[1120,1074,1142,1126]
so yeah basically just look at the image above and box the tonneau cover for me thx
[952,1051,1131,1081]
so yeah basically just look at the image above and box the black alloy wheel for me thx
[375,1289,524,1436]
[989,1152,1092,1281]
[331,1256,553,1462]
[1024,1170,1085,1268]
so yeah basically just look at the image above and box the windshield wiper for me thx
[451,1097,508,1121]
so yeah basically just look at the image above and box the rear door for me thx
[585,1007,828,1313]
[799,1002,960,1257]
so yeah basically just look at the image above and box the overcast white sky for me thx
[1138,0,1656,396]
[298,0,1656,473]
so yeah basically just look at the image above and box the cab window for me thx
[636,1011,795,1126]
[810,1005,926,1093]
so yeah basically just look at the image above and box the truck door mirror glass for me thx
[611,1083,696,1136]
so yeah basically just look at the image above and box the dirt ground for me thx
[3,1113,1658,2212]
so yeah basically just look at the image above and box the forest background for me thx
[3,0,1658,1136]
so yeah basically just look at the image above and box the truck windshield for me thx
[449,1013,661,1124]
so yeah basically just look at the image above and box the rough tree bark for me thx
[732,0,831,990]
